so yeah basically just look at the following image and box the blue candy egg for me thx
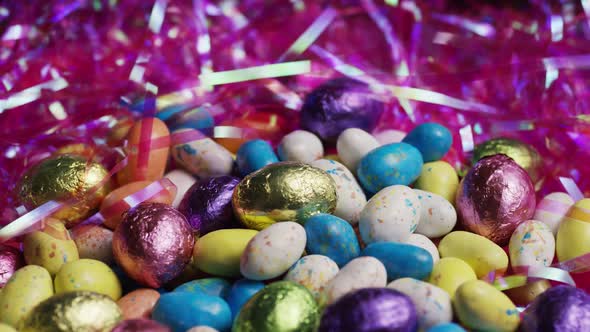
[236,139,279,176]
[152,292,232,332]
[224,279,265,319]
[361,242,433,281]
[402,123,452,162]
[357,143,423,194]
[304,214,360,267]
[174,278,231,298]
[427,323,467,332]
[165,106,215,132]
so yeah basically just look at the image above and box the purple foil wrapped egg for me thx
[456,154,535,245]
[111,319,171,332]
[178,176,241,235]
[0,244,24,288]
[300,77,385,143]
[319,288,417,332]
[521,285,590,332]
[113,202,195,288]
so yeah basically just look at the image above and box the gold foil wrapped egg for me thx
[17,155,111,228]
[233,162,337,230]
[20,291,122,332]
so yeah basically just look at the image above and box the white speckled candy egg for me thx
[414,189,456,238]
[388,278,452,330]
[311,159,367,224]
[240,222,306,280]
[407,233,440,264]
[359,185,421,244]
[277,130,324,163]
[284,255,339,299]
[533,192,575,235]
[509,220,555,270]
[336,128,380,173]
[164,169,196,208]
[320,256,387,305]
[372,129,406,145]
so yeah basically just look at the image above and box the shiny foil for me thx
[17,154,111,228]
[0,244,24,288]
[233,162,337,230]
[19,291,122,332]
[472,137,544,190]
[456,154,535,245]
[504,280,551,306]
[233,281,319,332]
[113,202,195,288]
[522,285,590,332]
[111,319,171,332]
[319,288,418,332]
[178,176,241,235]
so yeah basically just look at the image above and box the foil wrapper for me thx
[522,285,590,332]
[232,162,337,230]
[0,244,24,288]
[504,280,551,307]
[111,319,171,332]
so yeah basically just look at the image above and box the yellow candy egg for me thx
[428,257,477,299]
[414,161,459,204]
[193,229,258,277]
[557,198,590,261]
[0,324,16,332]
[54,259,122,301]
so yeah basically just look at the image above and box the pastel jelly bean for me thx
[277,130,323,163]
[224,279,265,319]
[427,323,467,332]
[284,255,339,298]
[336,128,380,172]
[54,259,122,300]
[407,233,440,264]
[402,122,452,162]
[372,129,406,145]
[359,185,421,244]
[534,192,575,235]
[71,224,113,265]
[117,289,160,319]
[428,257,477,299]
[357,142,423,193]
[361,242,433,281]
[164,169,197,208]
[304,214,360,266]
[414,189,457,238]
[193,229,258,278]
[557,198,590,261]
[509,220,555,271]
[236,139,279,176]
[152,292,232,332]
[174,278,231,298]
[414,161,459,204]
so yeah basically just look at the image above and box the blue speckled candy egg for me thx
[236,140,279,176]
[402,123,452,162]
[304,214,360,267]
[173,278,231,298]
[224,279,265,319]
[357,143,423,194]
[152,292,231,332]
[362,242,433,281]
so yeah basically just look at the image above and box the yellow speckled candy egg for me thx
[0,324,16,332]
[70,224,114,265]
[438,231,508,278]
[453,280,520,332]
[509,220,554,270]
[0,265,53,328]
[54,259,121,300]
[193,229,258,277]
[414,161,459,204]
[557,198,590,262]
[428,257,477,299]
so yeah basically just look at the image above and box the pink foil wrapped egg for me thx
[0,245,24,288]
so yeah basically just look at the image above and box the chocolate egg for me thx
[19,291,122,332]
[17,155,111,228]
[0,245,24,288]
[456,155,535,245]
[521,285,590,331]
[319,288,418,332]
[504,280,551,306]
[178,176,241,235]
[113,202,195,288]
[111,319,171,332]
[233,162,337,230]
[233,281,319,332]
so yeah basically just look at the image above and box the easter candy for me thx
[336,128,380,172]
[107,117,134,147]
[504,280,551,307]
[117,117,170,185]
[429,257,477,298]
[111,319,171,332]
[113,202,195,288]
[557,198,590,261]
[359,185,421,244]
[373,129,406,145]
[278,130,324,163]
[361,242,433,281]
[414,189,457,238]
[533,192,575,235]
[225,279,265,319]
[509,220,555,271]
[406,233,440,264]
[388,278,452,330]
[240,222,306,280]
[438,231,508,278]
[402,123,452,162]
[311,159,367,224]
[193,229,258,277]
[174,278,231,298]
[0,324,16,332]
[414,161,459,204]
[233,162,337,230]
[54,259,122,300]
[71,224,113,264]
[427,323,467,332]
[304,214,360,266]
[0,245,24,288]
[521,285,590,332]
[187,327,219,332]
[20,291,122,332]
[117,289,160,319]
[453,280,520,332]
[284,255,339,298]
[0,265,53,327]
[357,143,424,193]
[171,128,234,178]
[236,139,279,176]
[319,288,417,332]
[164,105,214,131]
[164,169,197,208]
[300,77,385,142]
[23,218,78,276]
[233,281,319,332]
[320,257,387,305]
[456,154,536,245]
[152,292,232,332]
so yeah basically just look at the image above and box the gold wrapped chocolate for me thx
[18,155,111,228]
[20,291,122,332]
[233,162,337,230]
